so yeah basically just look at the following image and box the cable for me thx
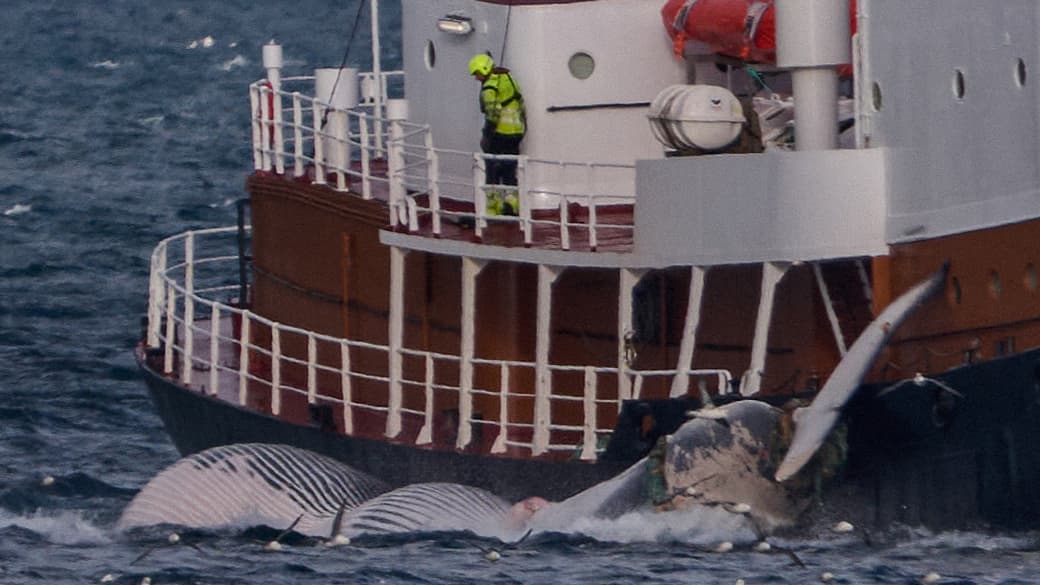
[499,5,512,65]
[323,0,368,129]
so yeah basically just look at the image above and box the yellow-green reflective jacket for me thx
[480,71,526,136]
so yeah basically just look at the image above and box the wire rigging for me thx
[323,0,368,129]
[498,5,512,66]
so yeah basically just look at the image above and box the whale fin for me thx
[774,264,948,482]
[118,443,389,536]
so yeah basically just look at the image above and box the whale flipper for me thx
[775,264,948,482]
[117,443,389,536]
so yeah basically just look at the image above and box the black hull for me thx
[136,348,629,502]
[138,345,1040,529]
[842,347,1040,530]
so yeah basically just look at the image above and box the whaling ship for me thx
[136,0,1040,530]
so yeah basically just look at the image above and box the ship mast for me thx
[370,0,383,154]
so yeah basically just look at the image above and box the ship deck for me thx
[257,163,636,254]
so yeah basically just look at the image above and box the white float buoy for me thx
[484,550,501,561]
[754,541,772,552]
[735,579,746,585]
[922,572,941,584]
[832,520,854,533]
[264,540,283,552]
[140,578,152,585]
[729,503,752,514]
[167,532,180,544]
[100,575,114,583]
[820,572,834,582]
[714,541,733,553]
[325,534,351,547]
[684,486,697,497]
[41,476,55,487]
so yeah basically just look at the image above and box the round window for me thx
[568,52,595,80]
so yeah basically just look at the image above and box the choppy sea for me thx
[2,1,1040,583]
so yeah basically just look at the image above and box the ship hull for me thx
[843,347,1040,530]
[136,346,628,503]
[139,344,1040,529]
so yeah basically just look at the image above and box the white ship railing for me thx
[251,77,636,251]
[147,228,731,460]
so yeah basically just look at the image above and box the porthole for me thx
[568,52,595,80]
[953,69,966,100]
[424,39,436,70]
[871,81,883,112]
[988,270,1002,299]
[1016,58,1028,87]
[1025,263,1038,292]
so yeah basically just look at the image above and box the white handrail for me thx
[249,75,637,252]
[147,227,735,459]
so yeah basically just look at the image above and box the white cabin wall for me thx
[861,0,1040,242]
[401,0,684,200]
[504,0,686,166]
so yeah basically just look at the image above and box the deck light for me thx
[437,15,473,35]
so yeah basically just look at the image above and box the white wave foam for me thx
[3,203,31,216]
[0,510,111,546]
[220,55,248,71]
[91,60,120,70]
[187,36,215,50]
[530,505,758,545]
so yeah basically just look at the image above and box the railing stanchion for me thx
[340,340,354,434]
[260,85,272,171]
[533,265,562,456]
[359,115,372,199]
[147,245,165,348]
[292,93,304,177]
[164,283,176,374]
[271,327,282,415]
[416,353,435,445]
[559,196,570,251]
[238,311,251,406]
[250,86,263,170]
[307,333,317,404]
[209,303,220,396]
[491,362,510,454]
[425,130,441,235]
[580,366,598,461]
[312,101,326,185]
[473,154,487,237]
[386,246,406,438]
[387,100,409,228]
[272,92,285,175]
[518,155,531,244]
[332,108,348,191]
[182,233,195,385]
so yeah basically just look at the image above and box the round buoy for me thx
[832,520,854,533]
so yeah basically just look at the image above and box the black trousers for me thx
[483,133,523,186]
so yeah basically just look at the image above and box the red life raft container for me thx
[661,0,857,70]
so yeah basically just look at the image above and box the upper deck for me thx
[249,0,1040,269]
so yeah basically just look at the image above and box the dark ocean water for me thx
[2,1,1040,583]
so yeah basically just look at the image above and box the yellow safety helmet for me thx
[468,53,494,77]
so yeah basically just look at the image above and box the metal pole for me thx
[370,0,384,156]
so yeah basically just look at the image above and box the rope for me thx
[745,66,773,94]
[322,0,368,129]
[499,5,513,66]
